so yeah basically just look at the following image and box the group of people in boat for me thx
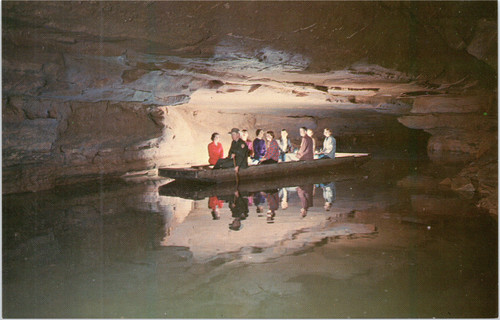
[207,126,336,173]
[205,126,337,230]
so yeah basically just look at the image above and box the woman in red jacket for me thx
[208,132,224,165]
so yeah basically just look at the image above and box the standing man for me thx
[296,127,314,160]
[213,128,249,173]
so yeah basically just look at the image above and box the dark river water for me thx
[3,158,497,318]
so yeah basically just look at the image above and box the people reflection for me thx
[208,196,224,220]
[253,191,266,216]
[279,188,288,210]
[297,184,314,217]
[318,182,336,211]
[265,189,280,223]
[228,190,249,231]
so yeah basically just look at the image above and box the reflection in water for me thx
[297,184,314,217]
[265,189,280,223]
[3,161,497,318]
[208,196,223,220]
[227,190,249,231]
[253,191,266,215]
[318,181,336,211]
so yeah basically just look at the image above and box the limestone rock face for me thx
[426,129,496,163]
[467,19,498,70]
[410,95,493,114]
[2,1,497,198]
[398,92,497,163]
[447,153,498,215]
[3,96,166,193]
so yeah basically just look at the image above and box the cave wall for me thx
[2,1,497,195]
[3,96,166,192]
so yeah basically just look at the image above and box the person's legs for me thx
[213,158,224,169]
[284,153,298,161]
[260,159,278,165]
[317,154,331,159]
[213,158,234,169]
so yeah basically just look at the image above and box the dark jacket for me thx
[228,138,249,169]
[297,135,314,161]
[252,138,266,160]
[229,194,249,218]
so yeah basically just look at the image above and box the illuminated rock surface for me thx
[2,2,497,205]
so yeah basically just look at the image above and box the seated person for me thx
[252,129,266,163]
[307,128,317,153]
[284,127,314,161]
[208,132,224,165]
[316,128,336,159]
[213,128,249,173]
[259,131,280,165]
[297,127,314,160]
[241,129,254,158]
[277,129,293,162]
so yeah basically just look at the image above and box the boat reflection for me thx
[159,173,376,262]
[160,172,342,226]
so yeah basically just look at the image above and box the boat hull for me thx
[158,153,371,184]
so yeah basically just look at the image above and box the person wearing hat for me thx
[213,128,249,173]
